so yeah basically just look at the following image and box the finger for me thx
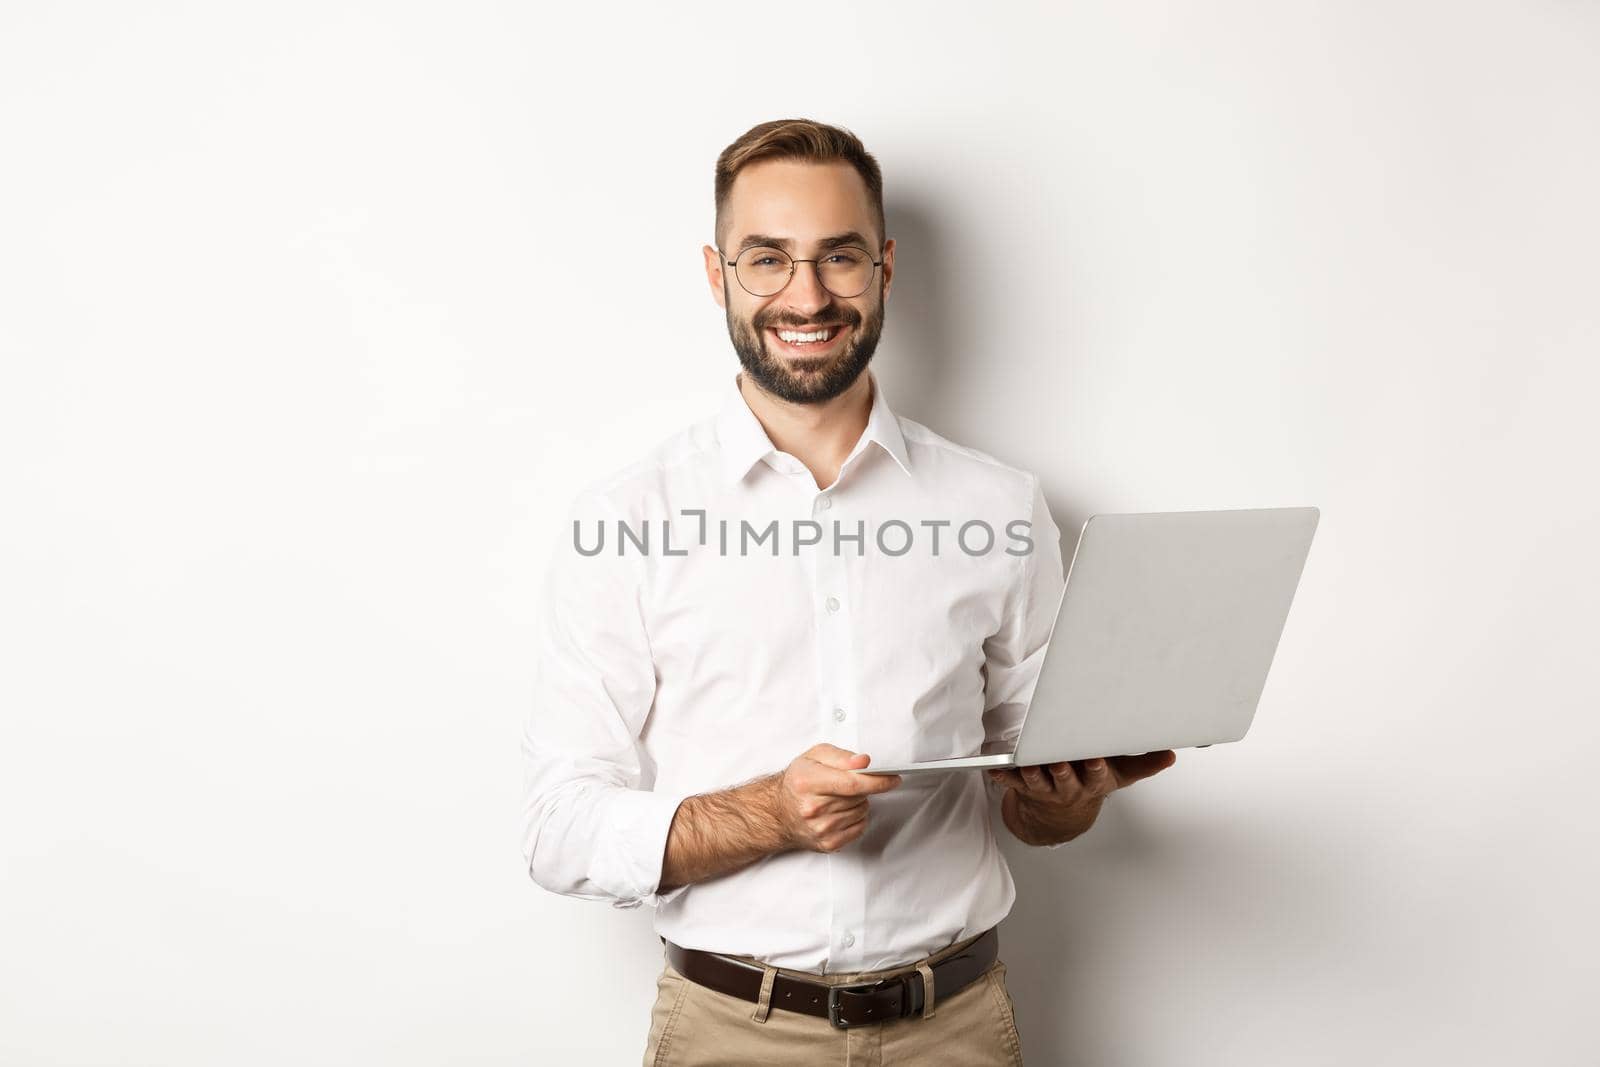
[1080,757,1115,798]
[1018,763,1055,795]
[804,793,867,817]
[1107,751,1171,793]
[987,767,1027,791]
[818,804,869,834]
[1045,761,1080,794]
[809,745,871,770]
[829,765,903,796]
[821,812,869,851]
[1107,750,1177,788]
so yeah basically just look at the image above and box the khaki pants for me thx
[641,931,1026,1066]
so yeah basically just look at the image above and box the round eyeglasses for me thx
[720,245,884,299]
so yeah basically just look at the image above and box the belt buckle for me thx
[826,977,899,1030]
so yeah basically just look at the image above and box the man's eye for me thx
[752,256,780,267]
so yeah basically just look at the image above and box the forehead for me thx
[724,159,876,249]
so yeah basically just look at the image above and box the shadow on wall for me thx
[995,798,1367,1067]
[883,197,1364,1059]
[877,192,961,422]
[882,187,1087,538]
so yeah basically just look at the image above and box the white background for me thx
[3,3,1597,1065]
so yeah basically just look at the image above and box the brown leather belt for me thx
[661,926,998,1030]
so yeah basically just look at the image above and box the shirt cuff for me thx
[605,788,692,909]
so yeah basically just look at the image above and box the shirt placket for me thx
[807,477,866,974]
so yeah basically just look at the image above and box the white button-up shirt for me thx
[521,368,1067,974]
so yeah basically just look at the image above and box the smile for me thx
[767,324,848,354]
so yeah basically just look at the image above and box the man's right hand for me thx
[771,744,904,853]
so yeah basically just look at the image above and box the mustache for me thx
[757,311,860,330]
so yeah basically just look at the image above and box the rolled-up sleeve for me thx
[981,473,1072,849]
[521,489,693,907]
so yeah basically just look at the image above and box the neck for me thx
[737,370,873,491]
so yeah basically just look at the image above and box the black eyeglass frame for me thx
[718,244,886,299]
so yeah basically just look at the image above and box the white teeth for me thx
[775,327,837,343]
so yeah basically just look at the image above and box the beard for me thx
[723,275,886,404]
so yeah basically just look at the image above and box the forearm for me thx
[1000,787,1100,847]
[658,772,793,894]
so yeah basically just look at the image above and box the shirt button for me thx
[818,495,833,511]
[842,932,855,948]
[833,707,846,722]
[825,596,840,613]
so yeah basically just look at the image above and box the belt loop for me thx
[750,964,778,1023]
[915,961,937,1019]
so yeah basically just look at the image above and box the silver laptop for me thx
[861,506,1320,775]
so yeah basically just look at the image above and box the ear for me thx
[880,237,895,304]
[703,244,727,310]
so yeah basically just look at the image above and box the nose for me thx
[779,259,832,317]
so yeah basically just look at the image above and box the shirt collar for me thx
[716,368,912,488]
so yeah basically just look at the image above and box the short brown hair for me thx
[714,118,886,254]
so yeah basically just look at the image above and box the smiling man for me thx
[521,118,1175,1066]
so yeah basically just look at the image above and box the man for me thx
[521,117,1177,1066]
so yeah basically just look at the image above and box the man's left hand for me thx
[987,751,1178,845]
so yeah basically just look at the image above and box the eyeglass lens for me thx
[734,246,875,298]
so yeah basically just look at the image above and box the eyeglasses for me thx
[719,244,884,299]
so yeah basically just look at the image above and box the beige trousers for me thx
[640,931,1026,1066]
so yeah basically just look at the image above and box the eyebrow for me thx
[734,231,873,255]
